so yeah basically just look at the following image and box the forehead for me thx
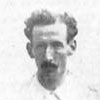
[32,22,67,43]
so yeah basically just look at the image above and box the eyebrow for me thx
[51,41,64,47]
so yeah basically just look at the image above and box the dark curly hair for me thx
[24,9,78,44]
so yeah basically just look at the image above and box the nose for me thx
[46,46,54,61]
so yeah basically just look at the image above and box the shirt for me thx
[16,68,100,100]
[20,74,62,100]
[19,70,88,100]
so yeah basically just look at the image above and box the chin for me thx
[37,71,63,91]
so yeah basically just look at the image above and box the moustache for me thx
[41,61,58,72]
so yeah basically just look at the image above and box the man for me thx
[23,9,78,100]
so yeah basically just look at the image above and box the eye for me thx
[36,44,44,49]
[52,41,64,49]
[36,42,47,51]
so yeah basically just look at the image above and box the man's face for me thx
[32,22,68,90]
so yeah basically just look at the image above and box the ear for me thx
[26,42,34,58]
[67,40,77,56]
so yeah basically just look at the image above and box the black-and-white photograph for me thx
[0,0,100,100]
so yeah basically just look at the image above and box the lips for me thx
[41,61,58,74]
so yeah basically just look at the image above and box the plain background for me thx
[0,0,100,99]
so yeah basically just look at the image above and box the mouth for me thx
[41,61,58,76]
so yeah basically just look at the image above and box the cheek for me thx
[54,54,66,73]
[54,53,66,64]
[35,47,45,58]
[34,49,46,65]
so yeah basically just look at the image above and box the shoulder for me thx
[56,72,90,100]
[18,76,47,100]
